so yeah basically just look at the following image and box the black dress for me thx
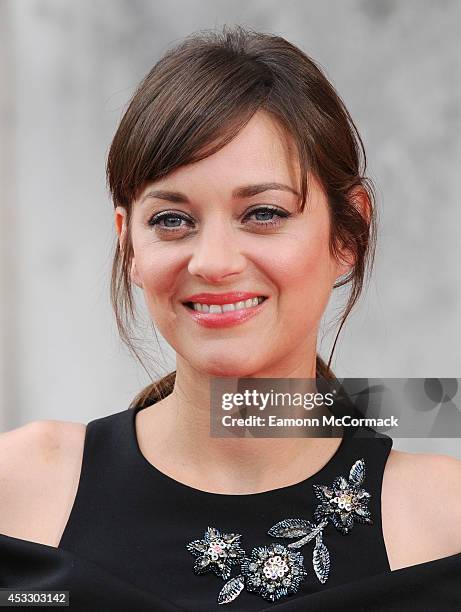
[1,403,460,611]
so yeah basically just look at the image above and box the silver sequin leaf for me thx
[354,506,373,524]
[193,555,211,574]
[267,518,316,539]
[333,475,349,491]
[217,575,245,605]
[349,458,365,486]
[186,540,208,555]
[287,520,328,549]
[313,535,330,584]
[222,533,241,544]
[313,484,334,501]
[206,526,220,540]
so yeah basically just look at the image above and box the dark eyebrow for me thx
[140,182,299,204]
[233,182,300,198]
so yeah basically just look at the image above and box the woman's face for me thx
[115,111,348,377]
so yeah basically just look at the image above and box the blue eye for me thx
[246,206,290,226]
[147,206,291,234]
[148,212,190,231]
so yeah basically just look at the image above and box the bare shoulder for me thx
[384,448,461,512]
[382,448,461,570]
[0,419,87,546]
[0,419,86,466]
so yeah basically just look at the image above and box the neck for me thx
[136,349,341,495]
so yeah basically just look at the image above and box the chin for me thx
[196,355,261,378]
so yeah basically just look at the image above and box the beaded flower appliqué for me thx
[186,458,372,605]
[268,458,372,585]
[186,527,245,580]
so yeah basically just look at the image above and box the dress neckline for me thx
[129,403,351,499]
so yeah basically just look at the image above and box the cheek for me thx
[271,229,334,319]
[133,247,178,319]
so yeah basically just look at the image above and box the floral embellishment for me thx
[268,458,372,584]
[312,457,372,535]
[186,528,308,605]
[240,543,308,602]
[267,518,330,584]
[186,526,245,580]
[187,458,373,603]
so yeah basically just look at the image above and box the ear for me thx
[130,260,143,289]
[349,184,372,226]
[115,206,126,244]
[114,206,143,289]
[333,185,372,281]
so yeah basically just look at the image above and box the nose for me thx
[187,219,247,283]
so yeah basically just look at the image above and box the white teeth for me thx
[190,296,265,313]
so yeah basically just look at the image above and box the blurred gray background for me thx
[1,0,460,458]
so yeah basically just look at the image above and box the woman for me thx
[1,25,460,611]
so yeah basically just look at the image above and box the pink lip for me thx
[182,297,269,328]
[182,291,266,305]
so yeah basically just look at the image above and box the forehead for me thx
[146,111,300,193]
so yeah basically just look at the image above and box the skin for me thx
[114,110,359,494]
[1,112,460,570]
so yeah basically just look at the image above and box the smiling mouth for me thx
[183,296,268,314]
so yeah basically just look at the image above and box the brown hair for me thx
[106,25,377,410]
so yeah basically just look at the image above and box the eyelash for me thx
[147,206,291,234]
